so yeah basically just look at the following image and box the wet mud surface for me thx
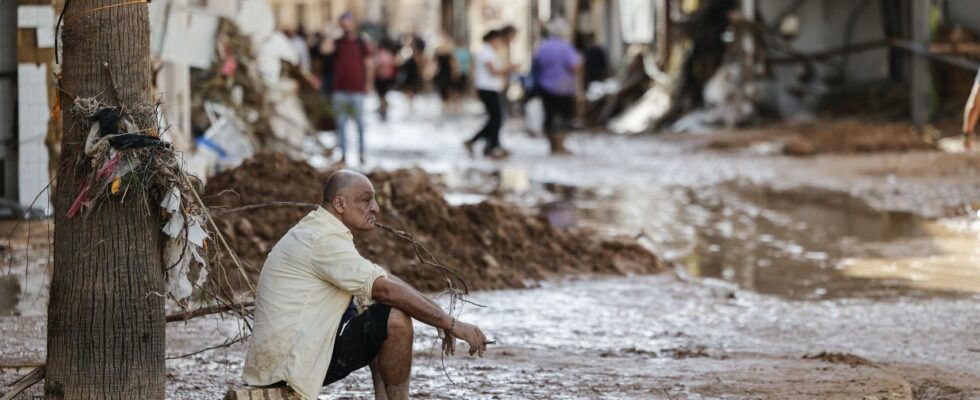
[701,120,936,156]
[6,275,980,399]
[562,182,980,300]
[1,236,977,398]
[3,95,980,398]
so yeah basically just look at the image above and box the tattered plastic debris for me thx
[161,185,181,213]
[160,185,210,301]
[164,238,209,301]
[608,85,672,135]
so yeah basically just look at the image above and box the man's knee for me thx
[386,308,413,339]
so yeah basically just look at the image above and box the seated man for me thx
[244,170,488,400]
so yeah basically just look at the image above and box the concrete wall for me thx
[946,0,980,32]
[758,0,890,84]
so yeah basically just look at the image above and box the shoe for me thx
[485,147,510,160]
[548,133,572,155]
[463,140,475,158]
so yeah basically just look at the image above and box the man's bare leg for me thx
[379,308,414,400]
[369,358,389,400]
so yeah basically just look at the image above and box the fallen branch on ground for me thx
[1,365,44,400]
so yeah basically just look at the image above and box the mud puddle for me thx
[554,181,980,300]
[439,166,980,300]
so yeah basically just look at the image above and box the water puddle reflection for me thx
[553,182,980,299]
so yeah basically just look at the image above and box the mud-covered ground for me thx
[4,275,979,399]
[2,94,980,399]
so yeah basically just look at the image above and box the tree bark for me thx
[46,1,165,399]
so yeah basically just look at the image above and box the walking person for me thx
[464,30,514,159]
[317,29,337,96]
[374,36,398,121]
[328,12,373,164]
[534,19,582,155]
[451,37,473,103]
[582,33,608,90]
[433,32,456,112]
[397,35,425,111]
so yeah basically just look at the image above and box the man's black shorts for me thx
[323,303,391,385]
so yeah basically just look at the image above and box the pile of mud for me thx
[204,154,664,291]
[707,120,934,156]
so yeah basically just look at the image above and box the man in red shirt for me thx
[330,12,374,164]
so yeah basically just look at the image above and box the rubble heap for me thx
[204,154,665,291]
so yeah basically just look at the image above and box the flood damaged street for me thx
[3,97,979,399]
[7,1,980,398]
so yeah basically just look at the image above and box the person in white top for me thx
[244,170,488,400]
[465,29,516,159]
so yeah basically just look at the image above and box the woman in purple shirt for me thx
[533,19,582,154]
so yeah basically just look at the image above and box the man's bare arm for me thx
[387,274,442,310]
[372,276,487,356]
[386,274,458,355]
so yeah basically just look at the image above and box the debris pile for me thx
[63,96,232,304]
[180,2,320,181]
[204,154,665,291]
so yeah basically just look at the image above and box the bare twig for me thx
[374,223,475,298]
[4,180,53,276]
[166,334,250,360]
[102,63,122,107]
[211,201,317,216]
[166,301,255,323]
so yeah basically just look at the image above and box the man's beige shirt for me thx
[243,207,388,400]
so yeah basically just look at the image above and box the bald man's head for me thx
[322,170,368,204]
[322,170,380,235]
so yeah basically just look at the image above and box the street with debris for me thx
[3,1,980,399]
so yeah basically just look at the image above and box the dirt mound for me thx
[204,154,665,291]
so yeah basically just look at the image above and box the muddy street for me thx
[7,1,980,398]
[3,96,980,399]
[159,272,980,399]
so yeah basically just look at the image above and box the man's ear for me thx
[332,196,345,213]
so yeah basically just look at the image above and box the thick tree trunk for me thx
[46,1,165,399]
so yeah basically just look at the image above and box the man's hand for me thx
[448,320,487,357]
